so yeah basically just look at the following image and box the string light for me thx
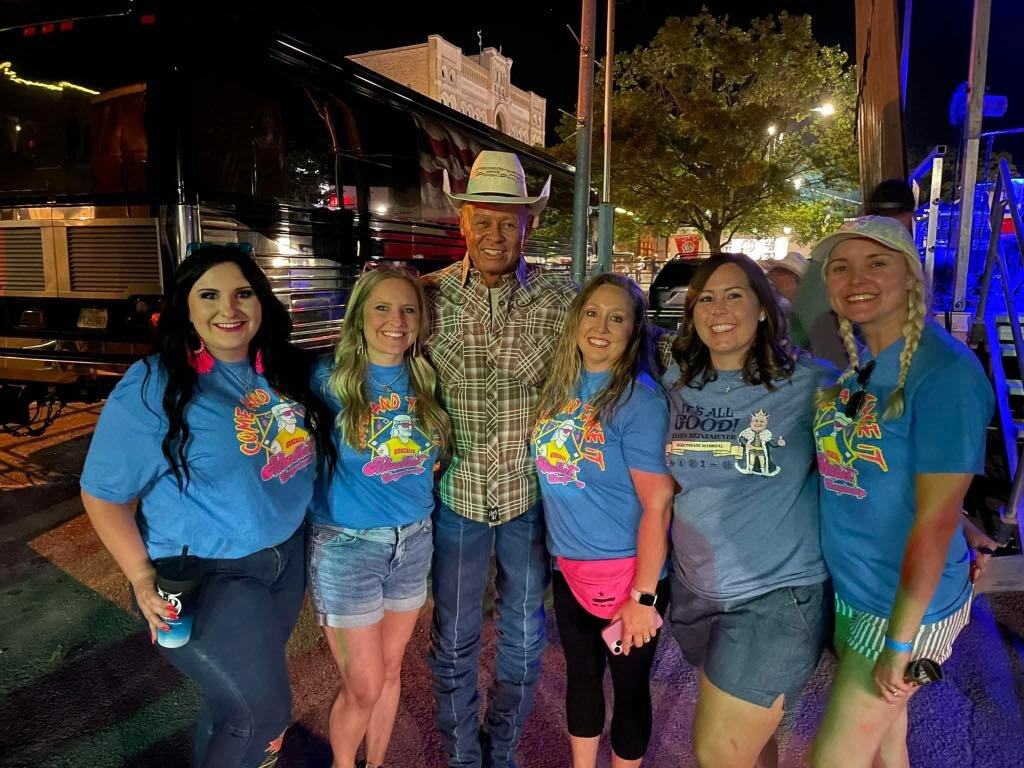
[0,61,100,95]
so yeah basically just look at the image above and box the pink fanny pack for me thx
[556,555,637,619]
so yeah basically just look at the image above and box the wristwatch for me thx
[630,587,657,607]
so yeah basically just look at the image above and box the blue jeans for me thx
[428,502,550,768]
[157,525,305,768]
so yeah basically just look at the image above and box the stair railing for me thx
[969,158,1024,545]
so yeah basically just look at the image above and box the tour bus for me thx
[0,2,574,435]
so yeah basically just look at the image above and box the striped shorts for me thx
[833,593,972,664]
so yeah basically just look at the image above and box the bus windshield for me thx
[0,8,159,200]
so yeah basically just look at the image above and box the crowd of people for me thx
[81,150,995,768]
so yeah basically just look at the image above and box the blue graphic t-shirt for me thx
[530,370,670,560]
[81,356,315,560]
[310,358,438,529]
[664,357,833,601]
[814,322,992,622]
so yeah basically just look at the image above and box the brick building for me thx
[348,35,546,146]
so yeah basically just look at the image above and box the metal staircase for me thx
[968,159,1024,589]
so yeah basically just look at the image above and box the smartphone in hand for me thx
[601,612,664,655]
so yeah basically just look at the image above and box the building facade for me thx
[348,35,546,146]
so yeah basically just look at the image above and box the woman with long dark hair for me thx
[307,268,449,768]
[664,252,833,768]
[80,244,334,768]
[532,273,674,768]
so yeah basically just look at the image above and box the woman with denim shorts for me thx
[308,268,450,768]
[81,244,335,767]
[809,217,993,767]
[532,274,675,768]
[663,253,834,767]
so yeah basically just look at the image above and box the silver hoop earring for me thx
[759,312,766,322]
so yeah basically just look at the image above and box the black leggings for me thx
[552,571,670,761]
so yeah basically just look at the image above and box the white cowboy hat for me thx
[443,150,551,216]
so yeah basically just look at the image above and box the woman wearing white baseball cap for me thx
[809,216,993,767]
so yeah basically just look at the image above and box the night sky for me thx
[334,0,1024,165]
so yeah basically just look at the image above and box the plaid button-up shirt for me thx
[423,256,576,525]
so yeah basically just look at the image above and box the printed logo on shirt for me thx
[233,389,315,484]
[666,405,784,476]
[734,409,785,477]
[361,393,432,484]
[533,401,606,489]
[813,388,888,499]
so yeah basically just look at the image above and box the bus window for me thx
[330,87,423,222]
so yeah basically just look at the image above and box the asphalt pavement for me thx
[1,407,1023,767]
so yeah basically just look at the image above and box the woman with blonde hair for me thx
[308,267,450,768]
[810,217,993,768]
[532,273,674,768]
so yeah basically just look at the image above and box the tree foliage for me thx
[547,11,860,252]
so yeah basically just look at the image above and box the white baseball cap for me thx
[763,251,809,279]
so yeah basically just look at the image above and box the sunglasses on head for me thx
[844,360,876,419]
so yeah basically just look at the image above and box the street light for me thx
[792,177,804,190]
[767,124,777,136]
[813,102,835,116]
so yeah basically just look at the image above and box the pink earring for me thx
[186,339,215,374]
[254,349,265,374]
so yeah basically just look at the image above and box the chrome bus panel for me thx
[200,206,352,351]
[55,217,163,299]
[0,337,148,383]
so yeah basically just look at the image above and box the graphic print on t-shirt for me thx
[233,389,314,484]
[735,409,785,476]
[813,386,888,499]
[361,392,432,484]
[533,401,607,489]
[666,404,785,477]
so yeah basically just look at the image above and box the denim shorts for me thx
[307,517,432,629]
[670,572,830,708]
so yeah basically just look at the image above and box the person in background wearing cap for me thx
[809,217,993,768]
[864,178,916,231]
[793,179,917,370]
[764,251,810,349]
[421,150,573,768]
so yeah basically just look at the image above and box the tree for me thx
[548,11,859,252]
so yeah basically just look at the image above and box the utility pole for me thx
[951,0,992,312]
[571,0,597,286]
[854,0,907,198]
[596,0,616,275]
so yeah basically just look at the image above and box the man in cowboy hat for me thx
[422,150,573,768]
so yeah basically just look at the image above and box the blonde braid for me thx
[883,282,926,420]
[814,316,861,411]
